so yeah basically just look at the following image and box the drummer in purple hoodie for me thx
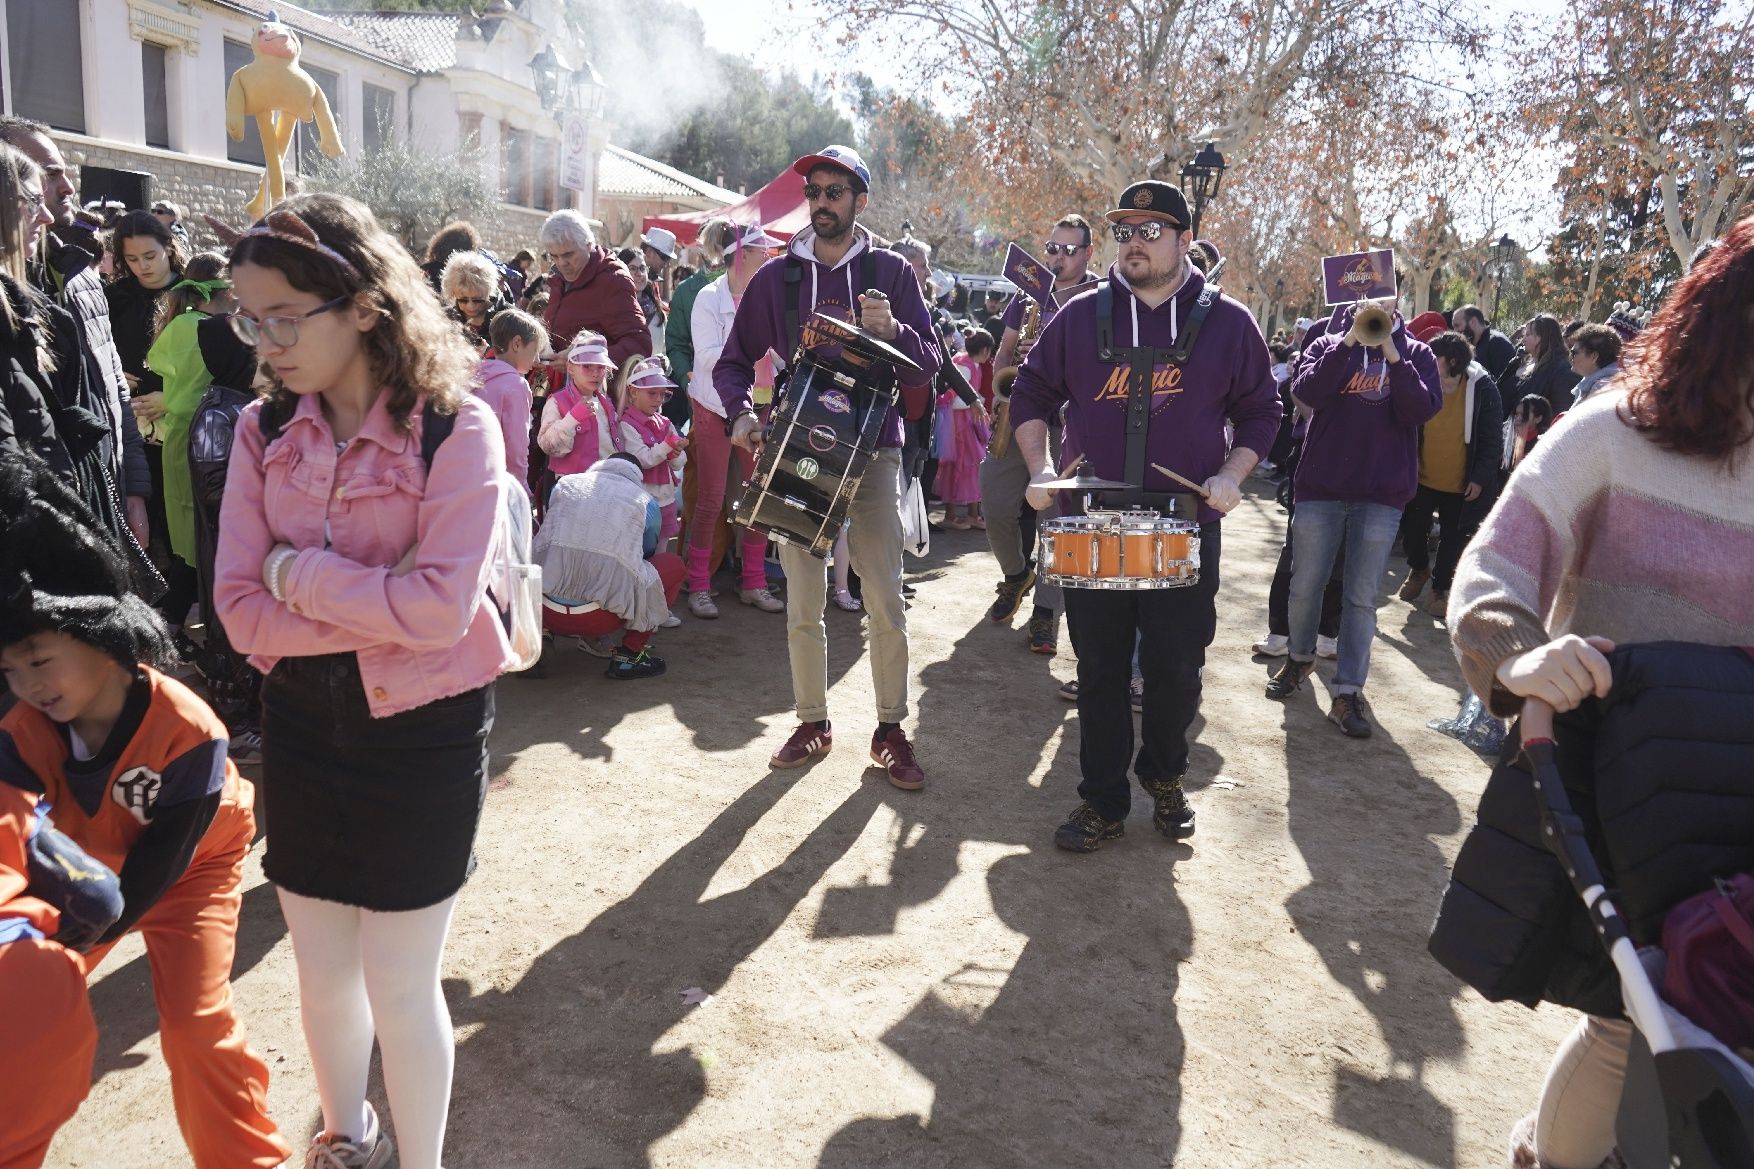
[717,145,943,789]
[1265,301,1442,737]
[1011,179,1282,853]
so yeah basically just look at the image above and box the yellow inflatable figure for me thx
[225,12,344,221]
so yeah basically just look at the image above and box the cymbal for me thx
[1036,473,1135,490]
[802,312,924,373]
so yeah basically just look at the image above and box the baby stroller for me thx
[1521,692,1754,1168]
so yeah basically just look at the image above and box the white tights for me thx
[278,889,459,1169]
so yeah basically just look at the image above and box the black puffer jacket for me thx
[104,271,175,401]
[41,234,150,497]
[1428,643,1754,1018]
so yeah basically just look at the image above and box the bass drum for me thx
[731,353,893,558]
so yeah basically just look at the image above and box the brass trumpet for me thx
[988,298,1041,458]
[1352,302,1394,347]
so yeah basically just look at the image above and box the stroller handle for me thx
[1520,696,1555,743]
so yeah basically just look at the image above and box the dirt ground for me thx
[50,480,1578,1169]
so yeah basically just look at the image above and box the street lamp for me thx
[529,45,563,110]
[1274,277,1285,333]
[1491,233,1516,321]
[571,61,607,118]
[1180,141,1227,237]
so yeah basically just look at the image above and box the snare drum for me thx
[1039,510,1200,589]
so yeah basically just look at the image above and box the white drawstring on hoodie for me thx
[1116,268,1179,347]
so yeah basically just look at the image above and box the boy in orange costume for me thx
[0,458,290,1168]
[0,783,121,1169]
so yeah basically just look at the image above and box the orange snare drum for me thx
[1040,510,1200,590]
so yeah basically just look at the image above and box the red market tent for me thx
[642,166,809,246]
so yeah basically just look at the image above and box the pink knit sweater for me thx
[1449,387,1754,714]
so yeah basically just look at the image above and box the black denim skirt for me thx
[261,653,494,911]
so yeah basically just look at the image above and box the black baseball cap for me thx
[1105,180,1191,230]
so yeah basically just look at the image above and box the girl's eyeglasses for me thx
[228,295,351,348]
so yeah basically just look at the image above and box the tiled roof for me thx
[202,1,417,71]
[325,12,462,73]
[599,145,741,205]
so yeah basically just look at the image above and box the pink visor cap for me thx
[726,222,783,252]
[566,337,615,369]
[628,358,678,390]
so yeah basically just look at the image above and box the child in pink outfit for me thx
[937,345,991,528]
[475,309,547,496]
[537,332,620,480]
[617,357,688,549]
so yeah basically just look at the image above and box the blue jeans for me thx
[1287,500,1402,694]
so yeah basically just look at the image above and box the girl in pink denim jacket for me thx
[536,332,620,479]
[213,195,508,1169]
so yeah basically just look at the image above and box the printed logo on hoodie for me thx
[1094,363,1187,408]
[1341,358,1390,402]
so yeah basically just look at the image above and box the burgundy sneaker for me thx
[871,727,926,790]
[770,721,832,769]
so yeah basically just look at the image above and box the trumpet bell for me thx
[1354,303,1394,347]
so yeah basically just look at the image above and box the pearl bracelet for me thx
[265,548,298,602]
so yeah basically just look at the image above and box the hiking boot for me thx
[303,1104,393,1169]
[1057,677,1079,702]
[1265,658,1316,699]
[770,721,832,768]
[871,727,926,790]
[1316,635,1339,660]
[605,646,666,680]
[1399,568,1430,601]
[1141,775,1196,839]
[1251,633,1289,657]
[988,570,1036,623]
[1027,613,1057,654]
[688,591,720,619]
[1053,802,1125,852]
[1329,692,1373,738]
[740,586,785,613]
[1424,589,1450,619]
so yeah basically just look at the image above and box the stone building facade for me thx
[2,0,629,256]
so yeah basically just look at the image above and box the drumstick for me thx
[1059,453,1086,477]
[1151,462,1211,499]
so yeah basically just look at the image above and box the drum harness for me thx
[1094,279,1218,517]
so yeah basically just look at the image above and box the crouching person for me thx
[535,452,684,679]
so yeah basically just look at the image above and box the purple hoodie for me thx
[1290,305,1443,510]
[712,226,941,448]
[1009,265,1280,523]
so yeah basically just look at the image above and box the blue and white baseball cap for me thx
[793,145,871,193]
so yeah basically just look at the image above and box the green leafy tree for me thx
[304,126,497,251]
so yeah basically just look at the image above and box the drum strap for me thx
[784,247,879,358]
[1096,280,1217,489]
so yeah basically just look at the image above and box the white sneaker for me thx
[740,586,785,613]
[304,1103,393,1169]
[688,591,719,619]
[576,634,618,658]
[660,611,682,629]
[1251,633,1289,656]
[1316,635,1339,660]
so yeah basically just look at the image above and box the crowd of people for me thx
[0,110,1749,1169]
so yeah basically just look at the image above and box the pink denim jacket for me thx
[215,390,514,717]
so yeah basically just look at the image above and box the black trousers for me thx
[1063,523,1220,820]
[1399,485,1472,591]
[1267,507,1341,639]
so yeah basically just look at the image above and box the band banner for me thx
[1321,248,1396,305]
[1004,243,1054,305]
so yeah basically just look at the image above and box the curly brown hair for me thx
[229,193,476,429]
[1617,211,1754,461]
